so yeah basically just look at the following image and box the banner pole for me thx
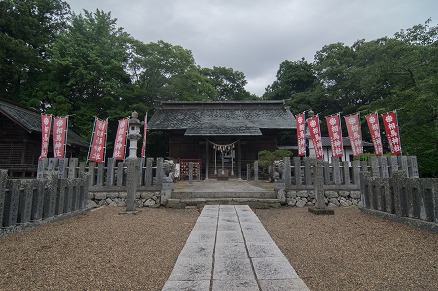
[64,116,69,159]
[87,117,97,163]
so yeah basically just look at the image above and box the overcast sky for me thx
[67,0,436,96]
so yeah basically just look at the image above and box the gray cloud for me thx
[67,0,437,96]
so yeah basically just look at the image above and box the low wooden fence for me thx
[0,170,89,230]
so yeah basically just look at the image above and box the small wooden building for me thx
[147,101,296,179]
[0,100,87,178]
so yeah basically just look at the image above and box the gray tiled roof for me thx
[148,101,296,136]
[0,100,87,147]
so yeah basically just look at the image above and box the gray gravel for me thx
[0,207,198,290]
[1,206,437,290]
[256,207,438,291]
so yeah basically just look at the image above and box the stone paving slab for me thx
[162,204,309,291]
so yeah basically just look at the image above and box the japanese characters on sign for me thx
[306,116,323,159]
[88,118,108,162]
[39,114,52,160]
[382,111,401,155]
[113,118,128,160]
[344,113,363,157]
[141,113,148,158]
[325,113,343,157]
[296,113,306,156]
[365,113,383,155]
[52,116,67,158]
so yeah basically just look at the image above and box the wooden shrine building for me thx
[147,101,296,179]
[0,100,87,178]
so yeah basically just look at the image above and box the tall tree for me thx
[201,66,253,101]
[49,9,131,137]
[0,0,70,105]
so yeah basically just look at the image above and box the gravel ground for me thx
[0,207,199,290]
[1,206,437,290]
[256,207,438,291]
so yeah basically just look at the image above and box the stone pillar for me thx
[283,157,291,189]
[19,180,34,224]
[88,162,96,186]
[370,156,380,177]
[352,160,361,185]
[5,180,21,227]
[398,155,409,177]
[32,179,45,221]
[0,170,7,227]
[126,158,139,211]
[58,158,68,179]
[379,156,389,178]
[343,161,350,185]
[332,157,341,185]
[359,172,371,209]
[96,162,104,186]
[156,157,164,187]
[43,174,57,219]
[309,160,333,215]
[389,156,399,174]
[117,161,124,186]
[68,158,79,179]
[293,157,302,186]
[145,158,153,187]
[161,177,173,206]
[303,158,312,185]
[57,179,67,215]
[37,158,48,180]
[254,161,259,181]
[323,161,331,185]
[407,156,419,178]
[106,158,115,186]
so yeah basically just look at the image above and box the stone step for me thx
[166,198,281,209]
[172,191,276,199]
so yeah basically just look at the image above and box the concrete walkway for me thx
[162,205,309,291]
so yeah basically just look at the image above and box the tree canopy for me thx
[264,19,438,176]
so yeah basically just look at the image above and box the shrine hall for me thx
[147,100,296,179]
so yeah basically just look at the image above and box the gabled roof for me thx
[0,100,87,147]
[148,101,296,136]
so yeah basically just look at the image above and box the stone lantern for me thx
[127,111,142,158]
[124,111,143,212]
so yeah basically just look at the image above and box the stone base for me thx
[308,207,334,215]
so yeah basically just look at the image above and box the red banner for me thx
[39,114,52,160]
[113,118,128,160]
[365,113,383,155]
[344,113,363,157]
[89,118,108,162]
[382,111,401,155]
[296,113,306,156]
[326,113,343,157]
[306,116,323,159]
[141,113,147,158]
[53,116,68,158]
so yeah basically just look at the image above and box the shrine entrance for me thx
[208,140,239,179]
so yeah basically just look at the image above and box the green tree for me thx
[0,0,70,105]
[201,66,253,100]
[49,9,132,137]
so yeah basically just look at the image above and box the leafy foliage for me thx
[264,19,438,176]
